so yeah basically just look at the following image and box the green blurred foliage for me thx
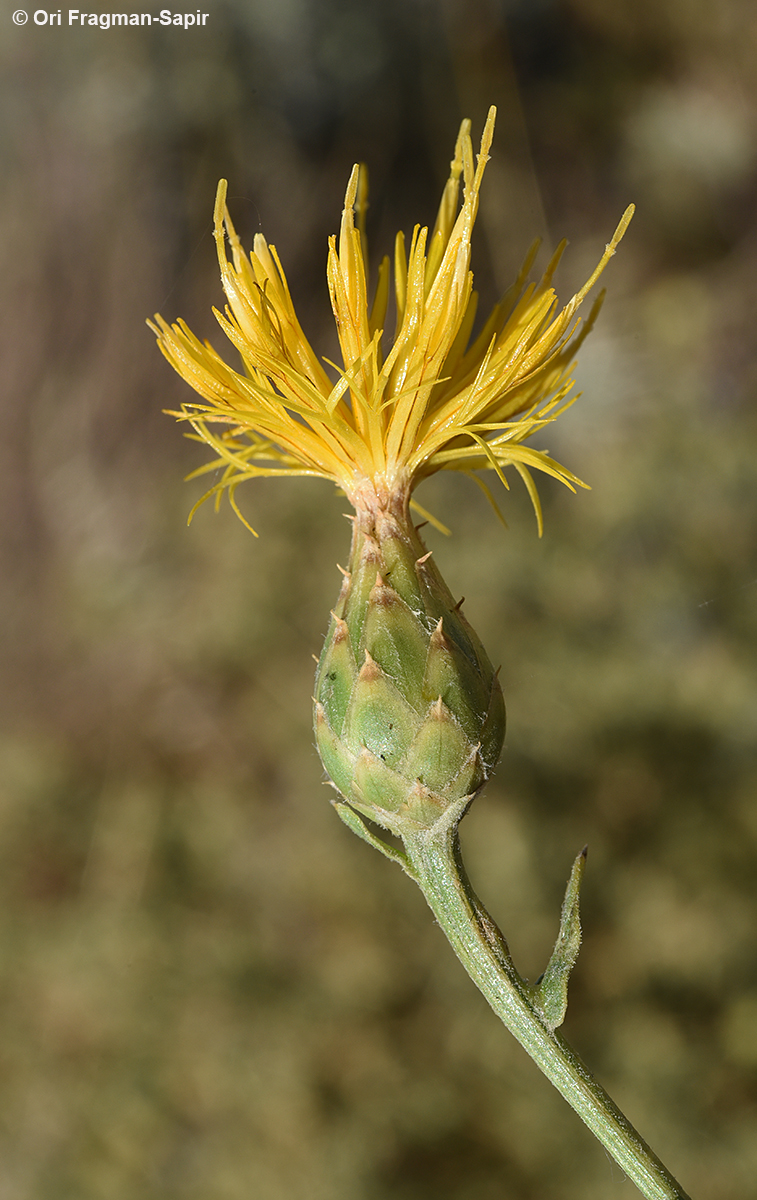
[0,0,756,1196]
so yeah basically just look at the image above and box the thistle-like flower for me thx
[151,106,632,839]
[148,122,699,1200]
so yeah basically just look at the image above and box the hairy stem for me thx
[400,818,692,1200]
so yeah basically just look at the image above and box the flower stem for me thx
[400,817,692,1200]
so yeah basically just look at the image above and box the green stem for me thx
[401,819,692,1200]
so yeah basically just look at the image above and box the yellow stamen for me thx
[150,105,633,533]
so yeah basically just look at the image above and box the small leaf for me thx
[332,801,416,877]
[534,846,587,1032]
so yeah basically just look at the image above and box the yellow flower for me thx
[150,106,632,535]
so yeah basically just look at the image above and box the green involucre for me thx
[314,496,505,837]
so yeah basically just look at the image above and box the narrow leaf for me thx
[534,846,587,1031]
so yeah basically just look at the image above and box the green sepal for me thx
[361,578,429,709]
[377,523,426,615]
[342,654,422,770]
[350,755,448,838]
[479,679,507,772]
[314,702,356,798]
[414,554,486,669]
[421,619,492,741]
[341,532,381,647]
[398,781,450,831]
[352,748,412,816]
[402,699,478,797]
[316,616,357,735]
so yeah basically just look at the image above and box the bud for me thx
[314,485,505,836]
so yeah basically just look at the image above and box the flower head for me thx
[151,106,632,534]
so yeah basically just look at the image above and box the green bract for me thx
[314,495,505,837]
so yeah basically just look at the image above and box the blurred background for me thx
[1,0,756,1196]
